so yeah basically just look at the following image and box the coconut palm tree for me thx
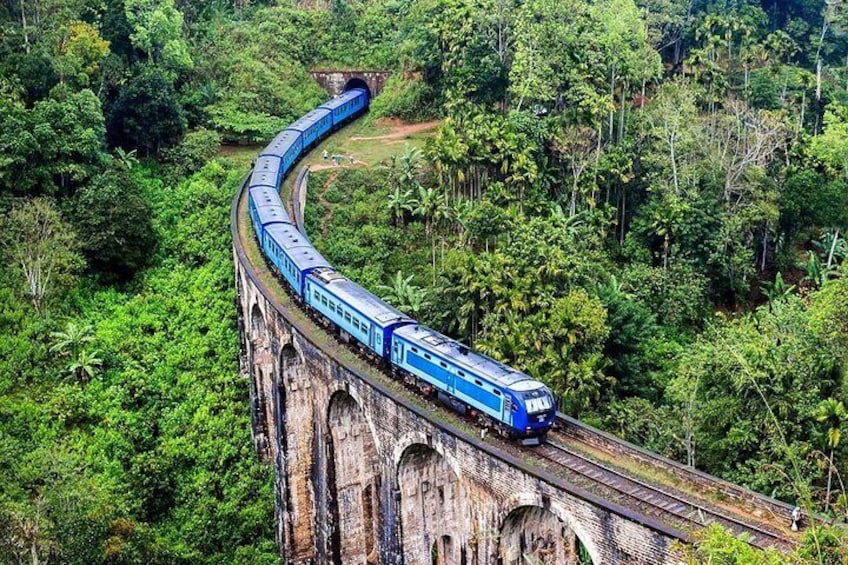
[816,398,847,510]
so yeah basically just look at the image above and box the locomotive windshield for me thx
[523,391,553,414]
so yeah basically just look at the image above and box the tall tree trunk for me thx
[20,0,29,53]
[827,229,840,269]
[826,448,834,509]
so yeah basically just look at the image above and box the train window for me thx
[313,291,320,300]
[458,371,465,377]
[423,353,431,360]
[329,301,335,309]
[411,347,418,353]
[321,296,328,306]
[474,379,482,386]
[439,362,447,368]
[493,390,501,396]
[344,312,352,322]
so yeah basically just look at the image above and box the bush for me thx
[369,74,438,122]
[162,128,223,179]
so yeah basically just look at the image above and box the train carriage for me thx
[286,108,333,148]
[248,186,290,242]
[391,325,556,444]
[253,155,282,188]
[319,88,369,128]
[305,267,414,359]
[264,224,330,297]
[261,130,302,177]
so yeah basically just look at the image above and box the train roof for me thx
[265,224,330,272]
[261,130,300,159]
[254,155,280,176]
[249,187,290,223]
[319,89,368,111]
[286,108,331,133]
[393,324,540,389]
[249,168,279,190]
[308,267,415,328]
[254,203,290,227]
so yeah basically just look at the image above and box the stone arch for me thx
[327,390,381,564]
[496,505,578,565]
[398,444,470,565]
[250,302,266,337]
[249,302,273,462]
[344,76,371,98]
[496,494,601,565]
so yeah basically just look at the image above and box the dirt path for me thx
[349,119,440,141]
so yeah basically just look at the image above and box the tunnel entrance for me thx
[344,77,371,98]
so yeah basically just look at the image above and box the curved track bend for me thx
[249,121,802,554]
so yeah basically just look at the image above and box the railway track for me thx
[279,132,801,554]
[535,438,794,551]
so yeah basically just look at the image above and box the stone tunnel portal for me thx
[344,77,371,99]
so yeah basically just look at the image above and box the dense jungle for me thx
[1,0,847,562]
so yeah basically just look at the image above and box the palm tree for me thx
[398,145,423,185]
[114,147,139,171]
[378,271,430,317]
[760,272,795,304]
[386,187,417,227]
[50,322,102,386]
[50,322,94,360]
[816,398,847,510]
[68,349,103,386]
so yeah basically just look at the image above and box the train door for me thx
[369,325,376,353]
[502,395,513,426]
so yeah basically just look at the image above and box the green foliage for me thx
[161,128,223,179]
[0,197,83,311]
[107,64,187,154]
[69,163,156,279]
[370,74,438,122]
[0,85,107,195]
[680,524,791,564]
[0,161,276,563]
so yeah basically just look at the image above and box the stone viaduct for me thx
[231,72,797,562]
[233,188,690,565]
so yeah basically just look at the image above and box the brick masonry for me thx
[233,214,688,564]
[310,70,391,97]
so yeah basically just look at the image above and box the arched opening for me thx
[327,391,380,564]
[252,367,270,460]
[344,77,371,99]
[430,535,465,565]
[280,342,300,368]
[496,505,591,565]
[397,444,469,565]
[273,346,293,551]
[250,303,266,337]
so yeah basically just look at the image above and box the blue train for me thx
[246,86,556,445]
